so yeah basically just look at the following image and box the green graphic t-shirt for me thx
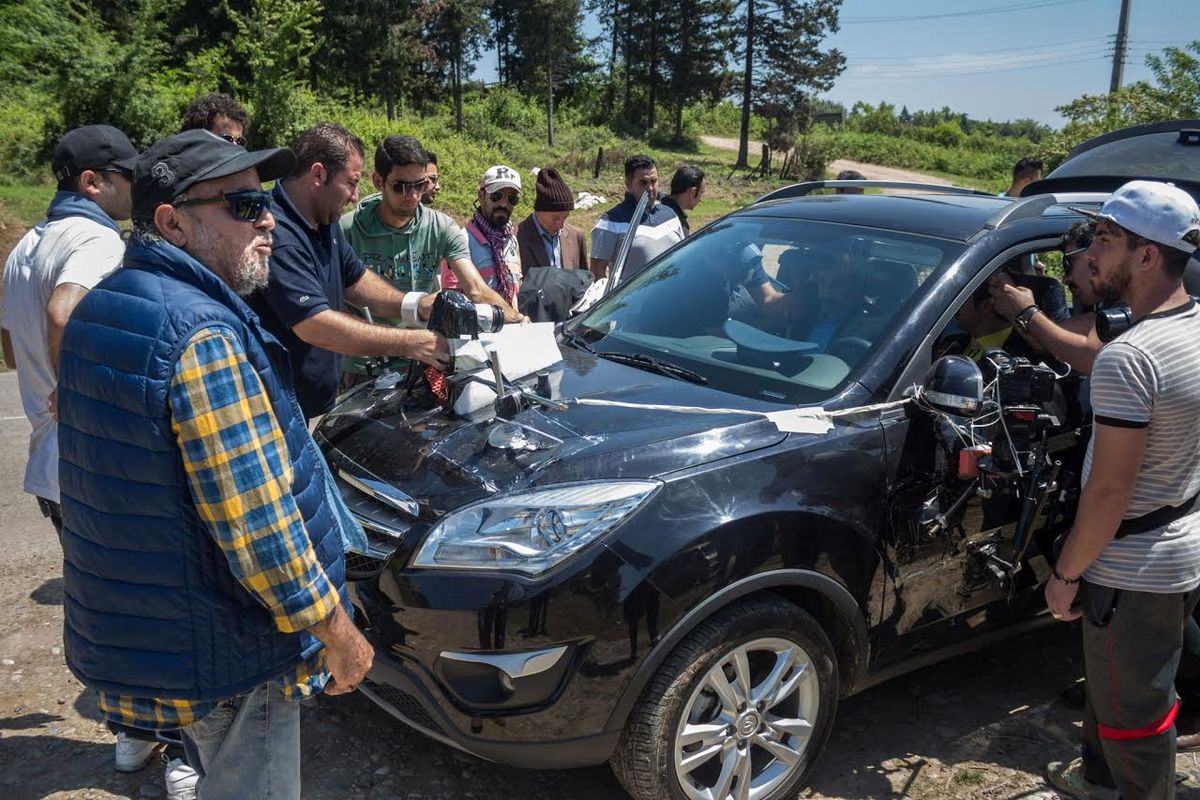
[339,195,472,374]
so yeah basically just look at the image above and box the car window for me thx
[575,216,965,404]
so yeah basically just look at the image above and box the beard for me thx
[1093,257,1132,303]
[190,225,270,296]
[232,246,270,296]
[487,207,511,228]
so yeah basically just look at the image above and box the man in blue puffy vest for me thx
[56,129,372,799]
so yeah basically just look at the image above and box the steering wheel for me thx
[827,336,872,364]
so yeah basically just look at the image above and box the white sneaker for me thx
[114,731,161,772]
[164,756,199,800]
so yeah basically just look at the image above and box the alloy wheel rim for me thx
[673,636,819,800]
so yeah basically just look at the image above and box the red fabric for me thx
[425,366,448,403]
[1098,700,1179,741]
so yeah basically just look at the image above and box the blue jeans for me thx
[180,683,301,800]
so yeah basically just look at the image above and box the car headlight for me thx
[411,481,660,575]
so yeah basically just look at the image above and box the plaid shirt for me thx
[98,326,339,730]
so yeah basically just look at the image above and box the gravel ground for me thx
[4,537,1200,800]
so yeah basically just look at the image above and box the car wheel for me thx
[611,596,839,800]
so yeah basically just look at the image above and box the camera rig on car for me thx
[915,348,1068,590]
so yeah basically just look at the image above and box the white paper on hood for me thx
[451,321,561,381]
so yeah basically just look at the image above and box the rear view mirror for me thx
[919,356,984,417]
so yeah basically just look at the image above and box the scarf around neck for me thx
[46,191,121,234]
[470,208,518,306]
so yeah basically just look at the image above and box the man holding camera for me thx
[1044,181,1200,800]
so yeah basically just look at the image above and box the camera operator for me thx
[1044,181,1200,800]
[991,221,1103,375]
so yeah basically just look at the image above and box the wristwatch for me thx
[1014,303,1040,333]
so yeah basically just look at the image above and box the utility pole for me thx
[1109,0,1132,93]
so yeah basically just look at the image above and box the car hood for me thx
[316,345,788,517]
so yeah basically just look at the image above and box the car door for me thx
[869,242,1087,666]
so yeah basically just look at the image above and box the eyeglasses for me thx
[219,133,248,147]
[92,167,131,177]
[174,189,273,222]
[390,178,431,195]
[489,190,520,206]
[1063,245,1088,260]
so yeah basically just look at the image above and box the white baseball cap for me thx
[481,165,522,194]
[1074,180,1200,254]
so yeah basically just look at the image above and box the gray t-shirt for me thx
[1082,299,1200,592]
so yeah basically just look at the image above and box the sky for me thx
[474,0,1198,127]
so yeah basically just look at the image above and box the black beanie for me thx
[534,167,575,212]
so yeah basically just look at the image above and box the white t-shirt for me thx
[1,216,125,502]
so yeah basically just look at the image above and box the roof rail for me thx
[970,191,1112,241]
[755,180,995,203]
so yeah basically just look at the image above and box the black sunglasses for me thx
[92,167,131,176]
[219,133,248,147]
[390,178,431,195]
[489,190,520,206]
[174,189,273,222]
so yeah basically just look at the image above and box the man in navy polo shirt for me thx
[248,123,449,419]
[589,154,684,280]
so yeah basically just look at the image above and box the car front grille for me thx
[335,468,417,580]
[360,678,444,736]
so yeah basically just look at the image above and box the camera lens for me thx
[475,304,504,334]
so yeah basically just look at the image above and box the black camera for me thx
[428,289,504,340]
[979,349,1057,406]
[1096,303,1133,343]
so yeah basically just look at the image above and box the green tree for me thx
[735,0,844,167]
[1044,40,1199,166]
[229,0,322,145]
[660,0,736,143]
[426,0,491,132]
[505,0,592,145]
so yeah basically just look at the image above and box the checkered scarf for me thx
[470,209,519,306]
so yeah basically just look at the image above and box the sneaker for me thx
[164,756,198,800]
[1045,758,1119,800]
[114,731,161,773]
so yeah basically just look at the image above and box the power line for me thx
[841,0,1087,25]
[847,37,1110,62]
[847,46,1119,75]
[845,55,1110,79]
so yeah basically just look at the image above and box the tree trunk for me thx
[547,76,555,146]
[546,23,555,147]
[736,0,755,168]
[674,101,684,143]
[386,87,396,122]
[647,8,658,132]
[622,0,633,122]
[453,48,463,133]
[605,0,619,118]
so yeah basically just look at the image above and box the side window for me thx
[933,248,1070,364]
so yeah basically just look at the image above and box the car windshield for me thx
[573,215,965,404]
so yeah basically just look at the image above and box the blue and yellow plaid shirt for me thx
[98,327,340,730]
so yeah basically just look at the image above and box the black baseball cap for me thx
[132,129,297,222]
[52,125,139,182]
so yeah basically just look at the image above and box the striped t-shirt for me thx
[1083,298,1200,592]
[590,193,684,278]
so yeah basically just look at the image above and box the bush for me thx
[0,86,59,183]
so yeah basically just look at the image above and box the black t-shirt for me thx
[248,182,365,418]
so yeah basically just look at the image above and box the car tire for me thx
[610,596,839,800]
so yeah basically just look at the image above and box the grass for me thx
[952,769,986,786]
[0,135,993,249]
[0,183,56,227]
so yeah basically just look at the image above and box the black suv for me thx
[315,121,1200,800]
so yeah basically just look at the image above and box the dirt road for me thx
[700,135,957,187]
[4,378,1200,800]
